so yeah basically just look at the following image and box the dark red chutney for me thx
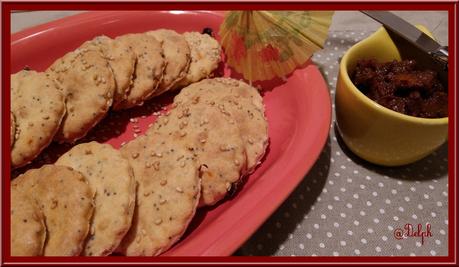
[351,59,448,118]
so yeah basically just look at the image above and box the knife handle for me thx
[430,46,448,70]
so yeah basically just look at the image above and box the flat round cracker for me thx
[11,70,66,168]
[81,36,136,109]
[147,99,247,206]
[11,186,46,256]
[173,32,221,89]
[10,112,16,147]
[175,78,269,173]
[12,165,95,256]
[118,134,200,256]
[47,48,115,143]
[55,141,136,256]
[114,33,165,109]
[146,29,191,96]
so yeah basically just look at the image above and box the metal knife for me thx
[362,11,448,70]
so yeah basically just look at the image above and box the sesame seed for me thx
[153,161,160,171]
[160,180,167,186]
[155,219,163,225]
[131,153,139,159]
[159,199,167,205]
[175,187,183,193]
[234,160,240,166]
[200,139,207,143]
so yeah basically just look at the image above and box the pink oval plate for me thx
[11,11,331,256]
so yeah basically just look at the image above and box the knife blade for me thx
[362,11,448,69]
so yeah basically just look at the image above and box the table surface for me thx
[11,10,449,257]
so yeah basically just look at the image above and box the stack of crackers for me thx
[11,29,270,257]
[11,77,269,256]
[11,30,221,169]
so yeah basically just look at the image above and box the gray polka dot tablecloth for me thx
[235,30,449,256]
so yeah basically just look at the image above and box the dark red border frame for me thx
[1,1,457,266]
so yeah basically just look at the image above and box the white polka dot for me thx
[412,214,418,219]
[360,184,366,189]
[354,249,361,255]
[375,246,381,252]
[429,185,435,190]
[430,250,437,256]
[388,225,394,231]
[374,218,380,224]
[431,212,437,218]
[334,172,340,177]
[437,201,443,207]
[361,238,367,244]
[418,204,424,210]
[353,170,359,174]
[328,180,335,185]
[382,235,388,241]
[416,242,422,247]
[393,216,399,221]
[410,187,416,192]
[360,211,366,216]
[327,232,333,238]
[410,253,416,256]
[404,196,410,202]
[396,244,402,250]
[435,239,441,245]
[366,201,372,207]
[397,181,403,185]
[354,220,360,226]
[340,187,346,192]
[340,213,346,218]
[346,178,352,183]
[314,223,320,229]
[288,234,293,239]
[299,243,305,250]
[322,188,328,193]
[321,214,327,219]
[379,208,385,214]
[347,230,353,236]
[443,191,448,197]
[368,228,374,234]
[311,253,317,256]
[334,196,340,201]
[391,189,398,195]
[445,220,448,225]
[319,243,325,248]
[346,203,353,208]
[378,182,384,187]
[334,222,340,228]
[385,199,391,204]
[372,191,378,197]
[353,193,359,199]
[327,205,333,210]
[366,176,372,181]
[398,206,405,212]
[306,233,312,239]
[340,240,347,246]
[424,194,430,199]
[440,229,446,235]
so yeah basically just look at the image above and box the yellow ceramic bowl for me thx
[335,25,448,166]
